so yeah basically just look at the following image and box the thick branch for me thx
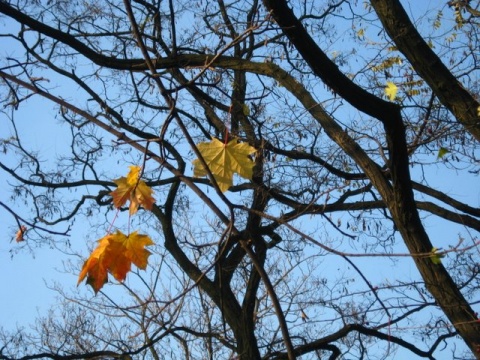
[261,1,480,356]
[267,323,435,360]
[370,0,480,141]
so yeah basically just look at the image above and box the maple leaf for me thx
[430,247,445,265]
[110,166,155,215]
[192,138,256,192]
[15,225,27,242]
[384,81,398,101]
[77,230,154,293]
[437,147,450,159]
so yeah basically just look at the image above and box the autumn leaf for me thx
[192,138,256,192]
[15,225,27,242]
[437,147,450,159]
[110,166,155,215]
[430,247,445,265]
[385,81,398,101]
[77,230,154,293]
[242,103,250,116]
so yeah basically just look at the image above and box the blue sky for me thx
[0,2,479,359]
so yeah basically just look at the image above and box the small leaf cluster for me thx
[78,136,256,293]
[78,166,156,293]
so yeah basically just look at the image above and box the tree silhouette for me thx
[1,0,479,359]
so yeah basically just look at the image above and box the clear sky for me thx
[0,2,478,359]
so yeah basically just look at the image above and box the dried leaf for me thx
[15,225,27,242]
[192,138,256,192]
[111,166,155,215]
[78,230,154,293]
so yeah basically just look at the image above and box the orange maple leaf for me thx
[77,230,154,293]
[15,225,27,242]
[192,138,256,192]
[110,166,155,215]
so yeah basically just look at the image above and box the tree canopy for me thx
[0,0,479,359]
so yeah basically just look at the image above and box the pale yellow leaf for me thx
[385,81,398,101]
[192,138,256,192]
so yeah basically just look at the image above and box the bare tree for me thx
[0,0,479,359]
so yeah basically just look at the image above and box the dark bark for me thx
[268,323,436,360]
[153,200,263,359]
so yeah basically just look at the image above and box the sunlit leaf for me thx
[385,81,398,101]
[430,247,445,265]
[371,57,402,72]
[111,165,155,215]
[192,138,256,192]
[77,230,154,293]
[15,225,27,242]
[437,147,450,159]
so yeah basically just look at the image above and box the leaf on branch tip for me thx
[437,147,450,159]
[192,138,256,192]
[385,81,398,101]
[77,230,154,293]
[15,225,27,242]
[430,247,445,265]
[110,166,155,215]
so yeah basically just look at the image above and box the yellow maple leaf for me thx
[385,81,398,101]
[110,166,155,215]
[430,247,445,265]
[192,138,256,192]
[77,230,154,293]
